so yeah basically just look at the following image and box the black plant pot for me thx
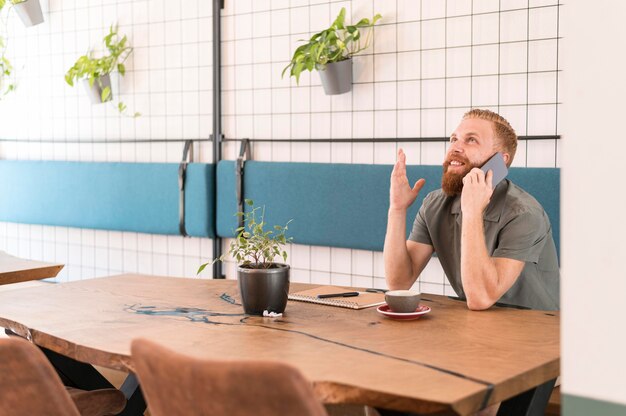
[237,263,290,315]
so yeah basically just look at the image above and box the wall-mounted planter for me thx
[318,59,353,95]
[13,0,44,27]
[83,74,112,104]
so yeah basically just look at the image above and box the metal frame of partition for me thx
[212,0,225,279]
[222,135,560,144]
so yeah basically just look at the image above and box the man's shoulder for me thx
[504,180,548,218]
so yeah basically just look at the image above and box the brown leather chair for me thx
[0,338,126,416]
[131,338,329,416]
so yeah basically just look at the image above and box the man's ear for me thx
[502,152,512,166]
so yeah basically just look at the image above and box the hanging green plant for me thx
[0,1,17,97]
[282,7,381,93]
[0,36,15,97]
[65,24,140,117]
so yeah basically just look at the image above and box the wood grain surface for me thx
[0,274,560,415]
[0,251,64,285]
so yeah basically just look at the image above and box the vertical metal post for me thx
[212,0,225,279]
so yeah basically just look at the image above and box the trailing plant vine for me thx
[282,7,381,84]
[0,0,18,98]
[65,24,139,117]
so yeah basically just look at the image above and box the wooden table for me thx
[0,274,559,415]
[0,251,63,285]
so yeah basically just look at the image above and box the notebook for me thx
[288,286,386,310]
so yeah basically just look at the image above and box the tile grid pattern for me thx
[0,0,215,281]
[0,0,560,298]
[220,0,561,295]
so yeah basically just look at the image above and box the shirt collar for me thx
[450,180,509,222]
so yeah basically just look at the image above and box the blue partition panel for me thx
[217,160,560,254]
[507,168,560,256]
[0,161,215,238]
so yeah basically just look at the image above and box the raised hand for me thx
[461,168,493,217]
[389,148,425,211]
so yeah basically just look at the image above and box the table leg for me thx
[41,346,146,416]
[118,373,147,416]
[496,378,557,416]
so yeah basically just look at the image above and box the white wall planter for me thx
[13,0,44,27]
[318,59,353,95]
[83,74,112,104]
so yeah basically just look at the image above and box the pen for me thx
[317,292,360,299]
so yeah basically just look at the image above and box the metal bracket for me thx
[235,138,251,228]
[178,140,194,236]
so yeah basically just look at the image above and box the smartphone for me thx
[480,152,508,188]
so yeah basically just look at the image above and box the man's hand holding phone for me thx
[461,152,507,217]
[389,149,425,211]
[462,168,494,217]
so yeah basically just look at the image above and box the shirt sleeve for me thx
[408,196,433,246]
[492,209,551,263]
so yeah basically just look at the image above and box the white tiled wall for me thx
[0,0,215,281]
[219,0,561,294]
[0,0,560,295]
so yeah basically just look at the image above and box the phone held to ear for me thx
[480,152,508,189]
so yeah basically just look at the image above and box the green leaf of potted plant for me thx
[198,199,293,316]
[0,36,16,98]
[282,7,381,95]
[65,24,139,117]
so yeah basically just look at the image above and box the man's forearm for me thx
[384,209,414,289]
[460,214,500,310]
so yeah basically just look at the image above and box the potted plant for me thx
[65,24,139,116]
[198,199,293,316]
[0,0,39,99]
[5,0,44,27]
[0,36,15,98]
[282,7,381,95]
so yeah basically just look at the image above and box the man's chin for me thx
[441,172,464,196]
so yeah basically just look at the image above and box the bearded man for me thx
[383,109,559,311]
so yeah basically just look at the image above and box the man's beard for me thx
[442,155,479,196]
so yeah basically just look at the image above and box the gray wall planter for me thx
[13,0,44,27]
[83,74,112,104]
[318,59,353,95]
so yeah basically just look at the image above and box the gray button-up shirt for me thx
[409,180,560,310]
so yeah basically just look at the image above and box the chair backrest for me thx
[131,338,329,416]
[0,338,81,416]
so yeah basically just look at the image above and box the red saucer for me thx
[377,304,431,320]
